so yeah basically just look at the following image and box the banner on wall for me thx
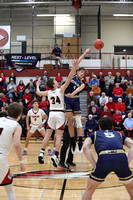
[5,53,41,71]
[0,26,10,50]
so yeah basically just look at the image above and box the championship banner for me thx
[5,53,41,71]
[0,26,10,49]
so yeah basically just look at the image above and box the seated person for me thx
[87,101,98,115]
[97,102,105,115]
[105,71,114,84]
[126,82,133,96]
[100,106,112,118]
[55,72,63,87]
[123,112,133,137]
[112,109,122,130]
[17,80,25,98]
[7,80,16,102]
[84,114,98,137]
[0,72,7,89]
[99,92,108,105]
[39,76,47,91]
[113,83,123,103]
[89,106,100,122]
[102,82,112,97]
[91,83,101,100]
[22,89,32,109]
[119,79,127,98]
[115,98,125,115]
[97,71,105,90]
[86,91,98,106]
[125,93,133,111]
[106,97,116,115]
[26,81,36,98]
[51,43,63,68]
[90,75,99,88]
[114,72,122,84]
[39,96,49,115]
[124,70,133,82]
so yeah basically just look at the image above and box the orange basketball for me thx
[0,28,8,47]
[94,39,104,50]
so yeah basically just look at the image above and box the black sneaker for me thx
[66,161,76,167]
[71,142,76,154]
[58,162,67,169]
[77,142,83,153]
[38,155,44,164]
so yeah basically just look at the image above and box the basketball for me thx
[94,39,104,50]
[0,28,9,47]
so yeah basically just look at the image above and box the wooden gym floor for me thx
[0,139,133,200]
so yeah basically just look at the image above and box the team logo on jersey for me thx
[0,28,9,47]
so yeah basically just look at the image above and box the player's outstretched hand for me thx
[20,163,26,172]
[86,48,91,54]
[72,59,79,68]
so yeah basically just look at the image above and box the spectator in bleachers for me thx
[114,72,122,84]
[126,81,133,96]
[102,82,112,97]
[0,72,6,90]
[17,80,25,98]
[105,72,114,84]
[106,97,116,115]
[39,96,49,115]
[0,93,7,103]
[109,79,115,97]
[22,89,32,109]
[124,70,133,82]
[90,75,99,88]
[33,75,39,88]
[112,109,122,131]
[100,105,112,118]
[7,80,16,101]
[120,79,128,98]
[12,89,21,102]
[115,98,125,115]
[87,101,98,115]
[97,102,105,115]
[97,71,105,90]
[89,106,100,122]
[123,112,133,137]
[18,113,27,139]
[113,83,123,103]
[88,72,94,84]
[91,83,101,100]
[99,92,108,105]
[125,93,133,111]
[39,75,47,91]
[27,81,36,98]
[86,91,98,106]
[40,71,50,81]
[9,72,16,84]
[55,72,63,87]
[52,43,63,68]
[84,114,98,137]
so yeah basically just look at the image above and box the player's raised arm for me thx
[13,124,26,171]
[36,81,48,97]
[61,48,91,92]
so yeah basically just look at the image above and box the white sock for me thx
[5,183,16,200]
[24,148,27,151]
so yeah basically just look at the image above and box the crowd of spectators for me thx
[0,70,133,138]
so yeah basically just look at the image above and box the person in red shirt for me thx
[22,89,32,109]
[0,72,6,89]
[100,106,112,118]
[112,109,123,130]
[55,72,63,87]
[113,83,123,103]
[106,97,116,115]
[0,93,7,103]
[17,80,25,98]
[115,97,125,115]
[39,96,49,114]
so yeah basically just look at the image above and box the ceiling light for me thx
[113,14,133,17]
[37,14,70,17]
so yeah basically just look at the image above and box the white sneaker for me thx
[51,155,59,168]
[71,142,77,154]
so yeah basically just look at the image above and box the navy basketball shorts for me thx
[90,153,133,182]
[64,96,81,114]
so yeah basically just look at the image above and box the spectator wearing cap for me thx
[51,43,63,69]
[113,83,123,103]
[90,75,99,88]
[84,114,98,137]
[9,72,16,84]
[40,71,50,81]
[105,72,114,84]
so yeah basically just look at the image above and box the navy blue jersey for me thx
[88,130,126,155]
[65,75,83,96]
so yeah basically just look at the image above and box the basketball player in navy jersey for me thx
[65,66,87,153]
[82,116,133,200]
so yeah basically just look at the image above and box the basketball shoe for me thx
[71,141,76,154]
[48,149,53,156]
[22,150,27,156]
[77,141,83,153]
[38,150,44,164]
[51,155,59,168]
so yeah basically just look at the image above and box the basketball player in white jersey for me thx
[0,102,25,200]
[22,99,51,155]
[37,48,91,167]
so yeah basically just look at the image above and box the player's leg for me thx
[22,130,33,155]
[124,180,133,200]
[66,112,76,154]
[74,114,83,153]
[51,129,63,167]
[82,178,101,200]
[4,183,16,200]
[40,128,52,156]
[38,128,53,164]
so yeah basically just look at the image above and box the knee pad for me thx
[75,115,82,128]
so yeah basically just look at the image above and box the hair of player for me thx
[7,102,23,119]
[98,116,113,130]
[77,67,88,76]
[32,99,39,105]
[47,78,54,89]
